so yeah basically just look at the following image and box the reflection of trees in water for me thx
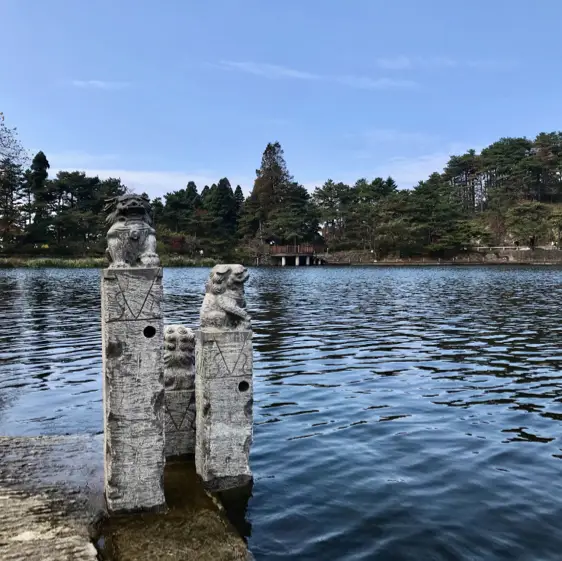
[11,271,100,381]
[0,276,21,345]
[249,271,291,355]
[0,274,29,416]
[26,277,53,341]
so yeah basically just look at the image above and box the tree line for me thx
[2,111,562,260]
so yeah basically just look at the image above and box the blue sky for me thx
[2,0,562,197]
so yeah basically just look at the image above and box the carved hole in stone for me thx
[238,380,250,392]
[144,325,156,338]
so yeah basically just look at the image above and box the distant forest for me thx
[2,111,562,260]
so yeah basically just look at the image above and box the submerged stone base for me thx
[99,461,251,561]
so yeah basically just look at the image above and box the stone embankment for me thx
[0,435,103,561]
[323,248,562,265]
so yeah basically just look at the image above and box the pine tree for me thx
[251,142,292,234]
[205,178,237,237]
[234,185,244,215]
[161,181,201,233]
[26,151,51,244]
[0,157,24,246]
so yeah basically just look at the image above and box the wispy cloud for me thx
[218,61,320,81]
[346,129,440,160]
[377,56,458,70]
[372,152,458,186]
[71,79,130,90]
[359,129,438,145]
[375,56,515,71]
[218,60,417,90]
[46,151,120,168]
[45,151,253,196]
[303,142,478,191]
[47,164,252,199]
[302,152,450,191]
[466,59,517,70]
[334,75,415,89]
[371,142,482,187]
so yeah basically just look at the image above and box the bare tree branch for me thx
[0,112,26,165]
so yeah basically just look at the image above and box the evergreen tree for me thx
[250,141,292,236]
[268,182,319,243]
[234,185,244,215]
[237,192,261,239]
[160,181,201,233]
[410,173,463,253]
[0,158,24,246]
[26,151,51,244]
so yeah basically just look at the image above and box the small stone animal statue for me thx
[104,193,160,268]
[163,325,195,390]
[200,264,251,330]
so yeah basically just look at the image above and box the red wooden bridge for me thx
[268,244,326,266]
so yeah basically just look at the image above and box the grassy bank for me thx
[0,256,219,268]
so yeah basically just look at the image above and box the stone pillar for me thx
[163,325,196,458]
[101,267,166,513]
[196,265,253,491]
[295,256,300,267]
[306,256,311,266]
[281,256,286,267]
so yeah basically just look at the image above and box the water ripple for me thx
[1,266,562,559]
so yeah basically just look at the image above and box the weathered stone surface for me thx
[0,435,104,561]
[200,265,251,330]
[164,325,196,388]
[0,436,252,561]
[102,267,166,512]
[195,329,253,491]
[164,390,196,457]
[164,325,196,458]
[104,193,159,268]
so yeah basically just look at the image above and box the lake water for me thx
[1,266,562,560]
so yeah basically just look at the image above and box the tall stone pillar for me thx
[163,325,196,458]
[306,256,311,266]
[281,256,286,267]
[101,193,166,513]
[196,265,253,491]
[295,256,300,267]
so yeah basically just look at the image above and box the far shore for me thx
[0,256,219,268]
[3,255,562,269]
[325,260,562,267]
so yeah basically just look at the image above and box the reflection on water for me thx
[1,266,562,560]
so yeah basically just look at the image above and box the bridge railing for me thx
[268,244,322,255]
[471,245,557,251]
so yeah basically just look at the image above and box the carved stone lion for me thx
[104,193,160,268]
[200,264,251,330]
[164,325,195,390]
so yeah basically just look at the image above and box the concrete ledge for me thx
[0,435,251,561]
[0,435,104,561]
